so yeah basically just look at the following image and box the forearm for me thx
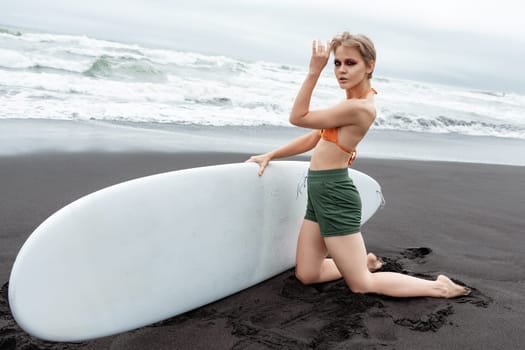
[289,72,321,126]
[269,131,318,159]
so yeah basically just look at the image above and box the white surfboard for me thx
[8,161,383,342]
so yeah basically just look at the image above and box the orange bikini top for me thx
[319,88,377,166]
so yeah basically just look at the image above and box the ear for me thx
[366,60,375,75]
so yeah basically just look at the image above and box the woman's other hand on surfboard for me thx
[246,153,273,176]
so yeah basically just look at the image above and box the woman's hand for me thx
[309,40,332,75]
[245,152,273,176]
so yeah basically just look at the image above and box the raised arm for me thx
[246,130,320,176]
[290,96,374,129]
[288,40,374,129]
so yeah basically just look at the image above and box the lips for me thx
[339,78,348,83]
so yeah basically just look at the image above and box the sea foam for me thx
[1,27,524,139]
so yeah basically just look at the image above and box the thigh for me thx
[323,233,369,284]
[296,219,327,268]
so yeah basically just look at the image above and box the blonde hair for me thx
[331,32,376,79]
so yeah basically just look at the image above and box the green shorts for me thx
[305,168,362,237]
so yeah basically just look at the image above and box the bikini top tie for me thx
[319,88,377,166]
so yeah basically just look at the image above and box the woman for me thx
[246,32,470,298]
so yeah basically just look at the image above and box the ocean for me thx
[1,26,524,165]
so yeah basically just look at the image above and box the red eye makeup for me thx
[334,59,358,67]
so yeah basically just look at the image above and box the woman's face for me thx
[333,45,373,89]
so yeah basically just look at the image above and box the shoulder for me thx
[339,98,376,120]
[362,99,377,119]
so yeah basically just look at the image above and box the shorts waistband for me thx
[307,168,349,181]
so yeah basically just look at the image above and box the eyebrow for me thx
[334,54,359,59]
[334,57,359,62]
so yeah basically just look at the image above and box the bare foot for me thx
[437,275,471,298]
[367,253,384,273]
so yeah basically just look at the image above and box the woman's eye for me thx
[334,59,357,67]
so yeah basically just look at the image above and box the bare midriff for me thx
[310,137,359,170]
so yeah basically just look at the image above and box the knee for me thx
[346,276,373,294]
[349,284,369,294]
[295,268,318,285]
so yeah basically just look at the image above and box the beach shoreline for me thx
[2,118,525,166]
[1,150,524,349]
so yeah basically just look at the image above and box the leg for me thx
[295,220,383,284]
[295,219,342,284]
[324,233,470,298]
[298,169,379,283]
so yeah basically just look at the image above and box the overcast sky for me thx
[2,0,524,92]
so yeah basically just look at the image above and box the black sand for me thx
[1,152,524,349]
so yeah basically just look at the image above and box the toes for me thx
[373,257,385,271]
[368,255,384,272]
